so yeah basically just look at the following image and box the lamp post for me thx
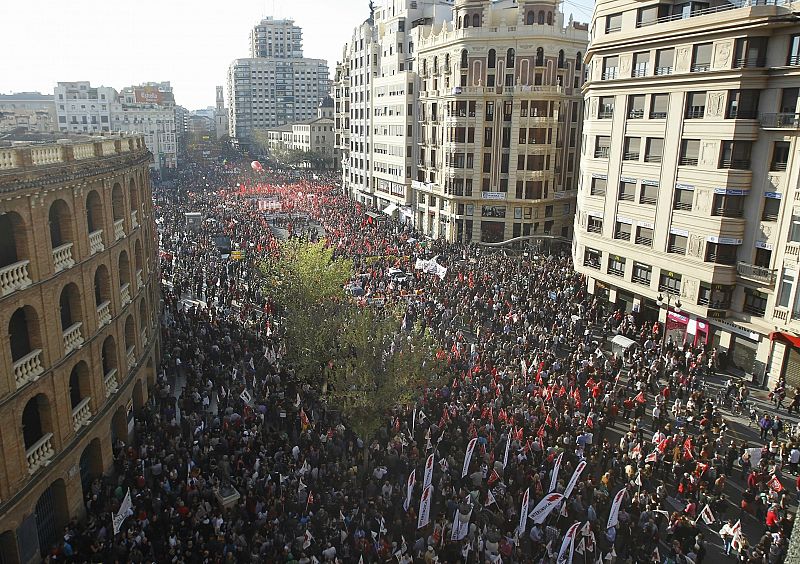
[656,293,682,350]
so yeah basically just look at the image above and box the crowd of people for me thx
[45,158,799,563]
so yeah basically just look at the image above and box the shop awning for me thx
[770,331,800,348]
[383,203,398,215]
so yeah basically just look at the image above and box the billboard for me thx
[134,87,173,105]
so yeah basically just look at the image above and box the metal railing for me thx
[650,111,668,118]
[737,261,777,284]
[732,57,766,68]
[615,230,631,240]
[659,283,681,296]
[760,113,800,129]
[594,147,610,158]
[628,109,645,119]
[668,244,687,254]
[685,107,706,119]
[632,275,652,286]
[608,267,625,277]
[624,152,640,161]
[654,66,673,76]
[674,201,693,211]
[640,195,658,205]
[645,154,663,163]
[691,63,711,72]
[619,192,635,201]
[635,235,653,246]
[679,156,698,166]
[598,110,614,119]
[719,158,750,169]
[712,207,745,218]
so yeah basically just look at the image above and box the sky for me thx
[0,0,595,111]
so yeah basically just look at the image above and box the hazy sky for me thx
[0,0,594,110]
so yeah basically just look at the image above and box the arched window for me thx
[558,50,565,69]
[445,53,450,72]
[547,12,553,25]
[460,49,468,69]
[433,56,439,74]
[576,52,583,70]
[527,11,535,25]
[463,15,469,28]
[507,48,515,68]
[472,13,480,27]
[536,48,544,66]
[538,11,545,24]
[488,49,496,69]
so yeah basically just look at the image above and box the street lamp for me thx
[656,293,682,349]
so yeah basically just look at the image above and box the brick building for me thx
[0,134,160,562]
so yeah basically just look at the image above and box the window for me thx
[608,256,626,277]
[650,94,669,118]
[628,95,645,118]
[584,248,602,269]
[635,226,653,247]
[488,49,496,69]
[576,52,582,70]
[698,283,733,309]
[754,247,772,268]
[655,49,674,75]
[598,96,615,118]
[744,288,767,316]
[590,177,607,196]
[668,233,687,254]
[640,183,658,205]
[624,137,641,161]
[587,216,603,233]
[778,269,795,308]
[659,271,682,295]
[691,43,712,72]
[606,13,622,33]
[705,242,737,265]
[507,48,515,68]
[790,212,800,242]
[762,197,781,222]
[637,4,669,26]
[645,138,664,163]
[557,50,565,68]
[679,139,700,166]
[711,193,745,218]
[594,136,611,158]
[615,221,632,241]
[602,56,619,79]
[719,141,751,170]
[632,262,652,286]
[727,90,760,119]
[788,34,800,65]
[771,141,790,171]
[674,188,694,211]
[633,52,650,77]
[733,37,767,68]
[685,92,706,119]
[536,48,544,66]
[619,181,636,201]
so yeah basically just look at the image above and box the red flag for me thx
[585,416,594,429]
[657,438,670,453]
[559,385,567,397]
[634,391,646,404]
[516,427,524,441]
[488,469,501,485]
[768,475,784,492]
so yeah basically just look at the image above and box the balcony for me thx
[594,147,610,159]
[62,322,84,354]
[120,282,131,307]
[637,0,789,28]
[0,260,32,296]
[654,67,673,76]
[774,307,789,323]
[691,63,711,72]
[602,70,619,80]
[52,243,75,273]
[587,224,602,234]
[13,349,44,389]
[608,267,625,277]
[760,113,800,129]
[737,261,776,285]
[26,433,54,474]
[131,210,139,229]
[136,269,144,291]
[141,329,148,347]
[719,159,750,170]
[679,157,698,166]
[628,110,644,119]
[104,368,119,397]
[114,219,125,241]
[71,397,92,431]
[632,275,651,286]
[623,152,640,161]
[89,229,104,255]
[658,284,681,296]
[97,300,112,327]
[598,111,614,119]
[650,111,668,119]
[614,231,631,240]
[685,108,705,119]
[732,57,766,68]
[635,235,653,246]
[127,346,136,370]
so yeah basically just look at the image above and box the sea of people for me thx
[46,159,799,563]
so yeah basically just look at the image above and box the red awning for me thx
[770,331,800,349]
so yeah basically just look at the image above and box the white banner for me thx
[557,521,581,564]
[415,257,447,280]
[404,469,416,512]
[606,488,626,529]
[462,437,478,478]
[112,488,133,535]
[549,452,563,493]
[424,453,435,490]
[528,492,565,524]
[563,460,587,500]
[451,507,471,541]
[417,485,433,529]
[518,488,530,537]
[503,432,512,469]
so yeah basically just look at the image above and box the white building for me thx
[0,92,57,134]
[264,97,336,166]
[215,86,228,140]
[55,82,117,134]
[250,17,304,59]
[112,82,178,170]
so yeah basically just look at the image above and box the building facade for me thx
[0,134,160,562]
[334,48,352,188]
[215,86,229,140]
[573,0,800,387]
[54,82,117,135]
[263,97,336,166]
[113,83,178,170]
[0,93,57,134]
[249,17,304,59]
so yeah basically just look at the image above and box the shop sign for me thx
[675,183,695,191]
[708,318,760,340]
[765,192,782,199]
[670,227,689,236]
[755,241,773,250]
[713,188,747,196]
[706,235,742,245]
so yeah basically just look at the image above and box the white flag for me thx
[518,488,530,536]
[462,437,478,478]
[503,431,512,469]
[239,389,252,404]
[404,469,416,512]
[698,504,715,525]
[417,484,433,529]
[549,452,564,493]
[557,521,581,564]
[112,488,133,535]
[606,489,626,529]
[528,492,565,523]
[485,489,497,507]
[451,507,471,541]
[424,453,435,490]
[563,460,587,499]
[575,537,586,555]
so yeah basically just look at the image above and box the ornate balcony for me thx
[0,260,32,296]
[127,346,136,370]
[136,269,144,291]
[737,261,777,286]
[114,219,125,241]
[26,432,54,474]
[89,229,104,255]
[104,368,119,397]
[52,243,75,273]
[120,282,131,307]
[130,210,139,229]
[13,349,44,389]
[97,300,112,327]
[62,322,84,354]
[71,397,92,431]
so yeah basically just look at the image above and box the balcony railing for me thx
[705,253,737,265]
[685,108,705,119]
[679,157,698,166]
[602,70,619,80]
[623,152,640,161]
[584,258,601,270]
[712,207,745,218]
[645,154,663,163]
[737,261,777,284]
[127,346,136,370]
[658,283,681,296]
[674,201,693,211]
[650,111,668,119]
[141,329,148,347]
[637,0,788,28]
[120,282,131,307]
[131,210,139,229]
[62,322,84,354]
[52,243,75,273]
[774,308,789,322]
[635,235,653,246]
[743,303,767,316]
[668,245,687,254]
[26,432,54,474]
[71,397,92,431]
[654,67,673,76]
[760,113,800,129]
[691,63,711,72]
[594,147,610,158]
[104,368,119,397]
[632,275,651,286]
[698,296,732,309]
[618,193,635,202]
[598,110,614,119]
[628,109,645,119]
[608,267,625,277]
[136,269,144,290]
[719,159,750,170]
[0,260,32,296]
[615,231,631,240]
[114,219,125,241]
[640,195,658,205]
[13,349,44,389]
[89,229,104,254]
[733,57,766,68]
[97,300,112,327]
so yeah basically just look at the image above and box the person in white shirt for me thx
[789,446,800,474]
[719,519,737,555]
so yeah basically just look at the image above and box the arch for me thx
[79,438,103,501]
[547,11,553,25]
[558,50,565,69]
[94,264,111,308]
[111,405,127,445]
[576,52,583,70]
[460,49,468,69]
[472,13,480,27]
[0,530,18,564]
[85,190,104,234]
[445,53,450,72]
[506,48,515,68]
[68,361,91,410]
[124,315,135,352]
[536,48,544,67]
[526,10,535,25]
[488,49,496,69]
[472,60,482,86]
[111,183,124,221]
[48,199,74,249]
[433,56,439,74]
[128,178,139,212]
[101,335,118,376]
[138,299,147,333]
[422,58,427,75]
[538,11,545,24]
[9,305,42,364]
[0,211,29,271]
[462,14,469,28]
[134,239,143,274]
[35,479,68,558]
[520,59,531,85]
[58,282,84,333]
[118,250,131,287]
[22,393,52,451]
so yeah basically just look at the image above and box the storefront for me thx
[772,332,800,390]
[665,310,689,345]
[709,318,764,383]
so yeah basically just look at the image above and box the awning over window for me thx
[383,203,398,215]
[770,331,800,349]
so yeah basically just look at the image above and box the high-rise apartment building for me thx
[573,0,800,387]
[228,19,330,148]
